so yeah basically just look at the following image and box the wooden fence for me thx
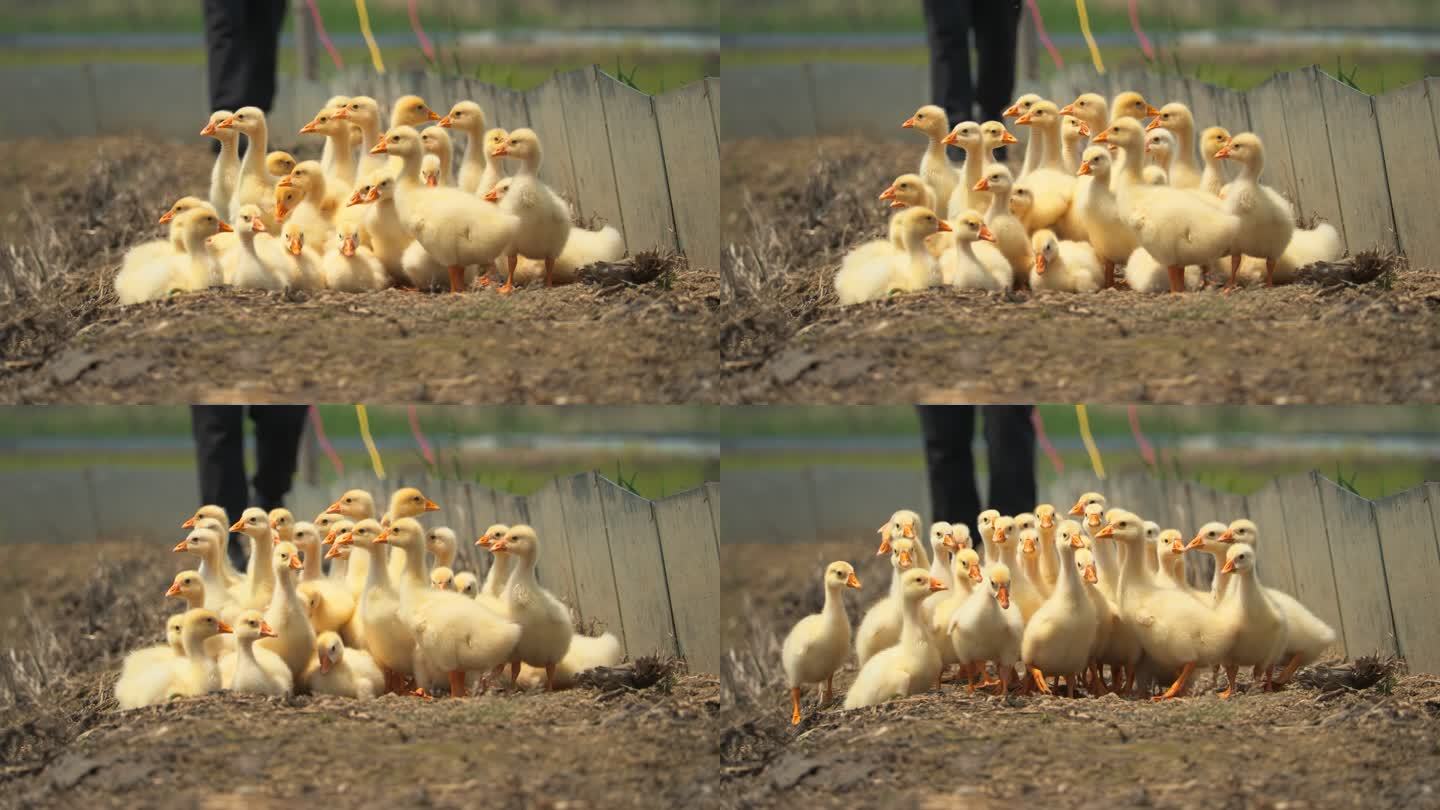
[723,64,1440,264]
[723,467,1440,673]
[0,65,720,272]
[0,468,720,673]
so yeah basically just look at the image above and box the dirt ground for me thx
[720,541,1440,809]
[718,137,1440,405]
[0,137,720,405]
[0,541,718,809]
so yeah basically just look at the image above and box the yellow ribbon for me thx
[355,405,386,480]
[1075,404,1106,480]
[354,0,386,74]
[1075,0,1106,74]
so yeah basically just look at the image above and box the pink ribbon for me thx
[1025,0,1065,70]
[303,0,345,70]
[308,405,345,476]
[1031,407,1065,474]
[1127,405,1157,466]
[408,405,436,466]
[1128,0,1155,60]
[409,0,436,60]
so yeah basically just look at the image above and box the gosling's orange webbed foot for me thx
[410,688,435,700]
[477,275,493,287]
[498,282,515,295]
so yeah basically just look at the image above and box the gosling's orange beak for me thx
[1002,103,1020,118]
[879,185,897,201]
[323,530,337,546]
[1171,540,1185,554]
[332,108,351,120]
[347,190,365,206]
[941,131,959,146]
[1035,253,1047,274]
[289,555,303,570]
[491,539,510,553]
[217,116,236,129]
[370,138,388,155]
[253,218,267,233]
[876,535,891,556]
[1096,524,1116,538]
[846,572,862,589]
[274,202,290,222]
[1071,534,1086,549]
[173,539,189,552]
[324,543,344,559]
[1022,537,1035,554]
[1219,529,1235,542]
[929,577,947,593]
[425,175,438,187]
[1077,162,1092,176]
[217,621,234,634]
[1040,515,1054,529]
[181,516,197,528]
[299,120,320,134]
[936,220,952,232]
[1221,558,1237,574]
[475,534,491,547]
[901,116,917,128]
[1093,130,1111,143]
[491,144,509,157]
[341,235,356,257]
[229,518,246,532]
[1068,499,1086,515]
[374,529,390,544]
[1215,145,1233,159]
[325,500,343,514]
[253,621,276,639]
[993,527,1008,543]
[1186,535,1205,550]
[942,533,958,551]
[286,236,302,255]
[158,209,176,225]
[968,562,982,582]
[437,114,452,127]
[483,187,500,201]
[338,532,354,545]
[200,120,218,136]
[1060,103,1075,115]
[898,549,912,567]
[1015,110,1034,125]
[973,178,990,192]
[166,582,182,597]
[1146,116,1164,132]
[1083,564,1098,584]
[1001,131,1018,145]
[902,523,916,539]
[996,584,1010,609]
[277,176,293,188]
[1078,122,1091,137]
[426,109,441,121]
[1144,142,1153,154]
[365,188,379,202]
[217,221,233,232]
[423,499,440,512]
[978,224,996,243]
[318,651,333,673]
[1146,104,1161,116]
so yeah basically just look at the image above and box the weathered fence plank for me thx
[653,487,721,672]
[1236,76,1299,207]
[656,80,721,271]
[1244,478,1300,595]
[705,482,721,559]
[1279,68,1346,229]
[1207,84,1252,134]
[1318,74,1398,253]
[1374,80,1440,262]
[557,67,625,228]
[597,479,680,657]
[1372,486,1440,671]
[1315,476,1398,657]
[1273,472,1348,654]
[523,478,578,604]
[599,78,680,251]
[524,74,581,208]
[705,76,720,144]
[489,86,531,132]
[554,473,627,641]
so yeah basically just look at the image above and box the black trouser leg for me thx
[203,0,287,114]
[249,405,308,512]
[971,1,1022,123]
[922,0,974,163]
[191,405,249,570]
[917,406,980,549]
[981,405,1037,518]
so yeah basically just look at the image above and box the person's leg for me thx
[202,0,249,115]
[917,406,980,541]
[922,0,975,161]
[190,406,248,568]
[981,405,1037,518]
[971,0,1022,124]
[249,406,309,511]
[246,0,287,113]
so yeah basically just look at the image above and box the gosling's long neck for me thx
[898,593,927,646]
[247,532,274,592]
[269,565,301,614]
[401,540,428,590]
[984,186,1011,222]
[923,134,948,169]
[1019,126,1040,176]
[930,546,955,589]
[481,554,512,600]
[364,542,392,591]
[1234,155,1264,185]
[1038,524,1059,584]
[1061,136,1084,173]
[327,127,356,183]
[513,152,541,179]
[1171,125,1198,173]
[508,551,540,592]
[1038,123,1064,172]
[216,134,239,169]
[1053,546,1082,603]
[1117,537,1151,607]
[239,123,269,180]
[301,543,323,582]
[820,582,848,627]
